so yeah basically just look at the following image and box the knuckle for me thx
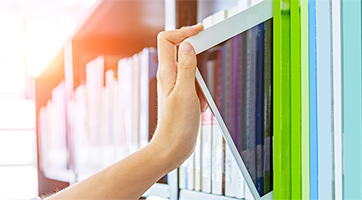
[157,31,167,41]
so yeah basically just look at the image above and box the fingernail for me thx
[179,41,193,54]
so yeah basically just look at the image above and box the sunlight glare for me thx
[0,14,24,57]
[0,99,35,129]
[0,58,26,93]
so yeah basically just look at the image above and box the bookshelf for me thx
[35,0,268,200]
[35,0,165,196]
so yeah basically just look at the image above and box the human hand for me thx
[150,24,208,169]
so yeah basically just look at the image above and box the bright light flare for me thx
[0,58,26,93]
[0,99,35,129]
[0,14,24,57]
[0,131,36,165]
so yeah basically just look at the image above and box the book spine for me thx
[301,0,310,198]
[194,117,202,191]
[316,0,333,198]
[342,0,362,198]
[140,48,150,149]
[211,115,223,195]
[201,109,213,193]
[291,0,302,198]
[246,25,258,186]
[256,22,265,196]
[274,0,292,198]
[224,146,235,197]
[263,19,272,195]
[187,151,195,190]
[331,0,342,198]
[308,0,318,198]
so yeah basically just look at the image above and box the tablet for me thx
[185,1,273,199]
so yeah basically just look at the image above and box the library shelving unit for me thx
[35,0,165,197]
[35,0,265,200]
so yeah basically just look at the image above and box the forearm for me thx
[46,137,178,200]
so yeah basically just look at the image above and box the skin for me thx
[45,24,206,200]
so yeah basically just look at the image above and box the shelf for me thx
[179,189,241,200]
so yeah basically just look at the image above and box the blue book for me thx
[316,1,333,199]
[256,22,265,196]
[308,0,318,199]
[246,26,258,186]
[342,0,362,199]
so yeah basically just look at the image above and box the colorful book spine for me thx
[263,19,272,195]
[301,0,310,198]
[316,0,334,198]
[291,0,302,198]
[273,0,292,198]
[256,22,265,196]
[342,0,362,198]
[308,0,318,198]
[246,25,258,186]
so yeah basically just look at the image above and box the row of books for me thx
[274,0,362,199]
[179,109,254,199]
[38,48,159,181]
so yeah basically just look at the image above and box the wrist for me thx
[149,129,193,171]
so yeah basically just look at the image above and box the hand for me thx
[151,24,208,169]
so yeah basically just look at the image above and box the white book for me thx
[228,4,243,17]
[179,160,187,189]
[332,0,342,198]
[201,109,213,193]
[194,117,202,191]
[211,115,223,195]
[235,163,246,199]
[202,15,213,29]
[212,10,227,25]
[225,146,235,197]
[119,58,133,155]
[187,151,195,190]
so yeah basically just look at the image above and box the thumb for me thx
[176,41,197,89]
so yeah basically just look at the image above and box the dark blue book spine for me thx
[256,22,265,196]
[232,34,242,153]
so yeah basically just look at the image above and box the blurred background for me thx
[0,0,96,199]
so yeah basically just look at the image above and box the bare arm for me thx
[45,24,205,200]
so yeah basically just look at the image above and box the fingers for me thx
[157,24,203,95]
[176,41,197,90]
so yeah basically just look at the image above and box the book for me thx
[291,0,301,198]
[342,0,362,198]
[331,0,342,198]
[274,0,292,198]
[301,0,310,198]
[256,22,264,196]
[211,115,223,195]
[194,117,202,191]
[187,151,195,190]
[316,0,333,198]
[308,0,318,198]
[263,19,272,195]
[140,47,158,148]
[224,146,235,197]
[201,109,213,193]
[246,25,258,186]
